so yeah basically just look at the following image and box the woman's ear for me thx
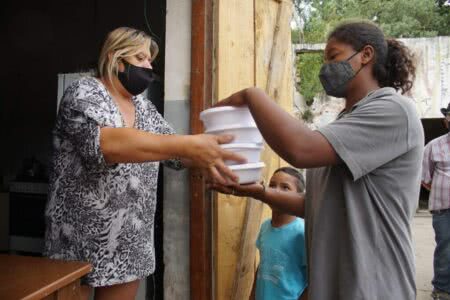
[361,45,375,65]
[108,51,114,61]
[117,60,125,72]
[110,52,125,72]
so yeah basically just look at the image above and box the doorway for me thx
[0,1,167,299]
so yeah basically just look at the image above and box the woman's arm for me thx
[100,128,245,183]
[217,88,338,168]
[100,127,188,163]
[210,182,305,217]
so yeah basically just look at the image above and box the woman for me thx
[213,21,424,300]
[44,27,243,300]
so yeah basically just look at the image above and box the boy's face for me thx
[269,171,300,214]
[269,172,299,193]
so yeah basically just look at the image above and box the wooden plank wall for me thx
[213,1,294,299]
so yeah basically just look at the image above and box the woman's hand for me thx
[184,134,246,184]
[209,181,265,199]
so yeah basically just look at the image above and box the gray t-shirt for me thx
[305,87,424,300]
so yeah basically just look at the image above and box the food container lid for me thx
[229,162,265,170]
[220,143,263,150]
[199,106,249,120]
[205,123,258,133]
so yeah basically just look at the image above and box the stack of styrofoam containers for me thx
[200,106,265,184]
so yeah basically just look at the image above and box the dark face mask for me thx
[118,60,154,96]
[319,51,363,98]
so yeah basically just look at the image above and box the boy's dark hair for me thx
[274,167,305,193]
[328,21,416,94]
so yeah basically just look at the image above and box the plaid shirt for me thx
[422,133,450,211]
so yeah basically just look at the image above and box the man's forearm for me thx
[256,188,305,217]
[242,88,338,168]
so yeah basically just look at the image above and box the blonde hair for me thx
[97,27,158,84]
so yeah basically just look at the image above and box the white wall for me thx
[164,0,192,101]
[163,0,192,299]
[294,36,450,128]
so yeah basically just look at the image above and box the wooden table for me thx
[0,255,91,300]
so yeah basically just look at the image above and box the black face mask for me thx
[318,51,363,98]
[118,60,154,96]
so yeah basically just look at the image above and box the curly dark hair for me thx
[273,167,305,193]
[328,21,416,94]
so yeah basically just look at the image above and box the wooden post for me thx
[190,0,214,299]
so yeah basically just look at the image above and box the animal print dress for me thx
[44,77,183,287]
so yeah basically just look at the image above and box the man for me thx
[422,102,450,300]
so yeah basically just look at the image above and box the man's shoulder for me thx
[428,133,450,148]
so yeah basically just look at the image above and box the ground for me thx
[413,209,435,300]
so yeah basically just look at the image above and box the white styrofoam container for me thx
[220,143,263,165]
[229,162,265,184]
[205,124,263,144]
[200,106,256,131]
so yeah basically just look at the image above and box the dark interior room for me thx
[0,1,167,298]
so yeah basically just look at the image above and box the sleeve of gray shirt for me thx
[318,97,412,181]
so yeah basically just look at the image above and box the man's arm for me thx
[421,143,434,191]
[421,181,432,191]
[217,88,338,168]
[210,182,305,217]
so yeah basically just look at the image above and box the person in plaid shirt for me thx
[422,101,450,300]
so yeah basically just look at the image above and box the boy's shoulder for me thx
[260,217,305,232]
[259,218,272,232]
[293,217,305,228]
[291,218,305,234]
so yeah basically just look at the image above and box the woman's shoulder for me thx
[67,76,105,95]
[364,92,425,148]
[359,87,419,121]
[368,87,415,109]
[64,77,108,101]
[60,76,109,111]
[136,94,158,111]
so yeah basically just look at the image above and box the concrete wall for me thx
[163,0,192,299]
[294,36,450,128]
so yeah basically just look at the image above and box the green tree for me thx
[302,0,448,42]
[292,0,450,120]
[436,0,450,36]
[295,52,323,106]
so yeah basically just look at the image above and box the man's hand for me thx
[212,89,252,108]
[209,182,265,199]
[421,181,432,191]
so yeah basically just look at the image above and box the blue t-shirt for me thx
[255,218,307,300]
